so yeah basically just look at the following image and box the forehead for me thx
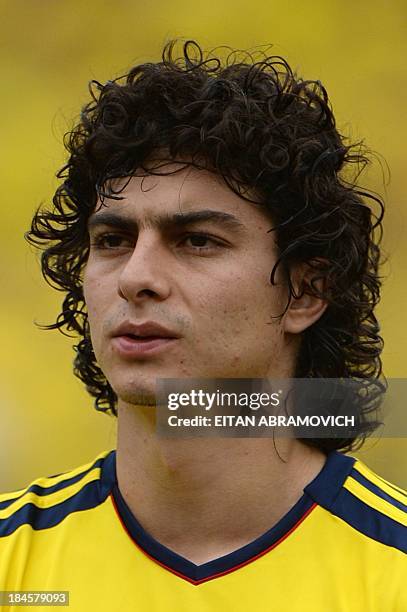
[92,163,270,228]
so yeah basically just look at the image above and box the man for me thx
[0,40,405,611]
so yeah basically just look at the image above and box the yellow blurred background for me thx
[1,0,406,490]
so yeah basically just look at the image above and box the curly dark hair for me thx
[26,39,386,453]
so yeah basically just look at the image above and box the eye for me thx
[91,233,133,249]
[181,233,222,251]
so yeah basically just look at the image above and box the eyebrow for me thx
[87,209,247,234]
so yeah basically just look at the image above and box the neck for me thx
[116,402,326,565]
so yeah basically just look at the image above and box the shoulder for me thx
[339,456,406,551]
[0,449,115,539]
[307,451,406,554]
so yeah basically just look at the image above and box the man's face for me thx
[83,163,297,405]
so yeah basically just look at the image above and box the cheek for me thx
[194,274,261,332]
[83,269,108,332]
[195,271,284,349]
[83,274,94,316]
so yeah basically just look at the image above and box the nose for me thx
[117,231,171,303]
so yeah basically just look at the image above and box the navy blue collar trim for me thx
[304,450,355,509]
[103,449,353,584]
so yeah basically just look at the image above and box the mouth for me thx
[112,333,178,357]
[123,333,168,342]
[111,321,180,358]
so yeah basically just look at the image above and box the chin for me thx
[116,387,157,406]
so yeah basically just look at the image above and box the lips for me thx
[112,321,179,340]
[111,321,180,357]
[121,334,164,342]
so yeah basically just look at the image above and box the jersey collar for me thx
[102,449,355,585]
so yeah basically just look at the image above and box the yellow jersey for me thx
[0,449,406,611]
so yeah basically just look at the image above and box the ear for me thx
[283,262,329,335]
